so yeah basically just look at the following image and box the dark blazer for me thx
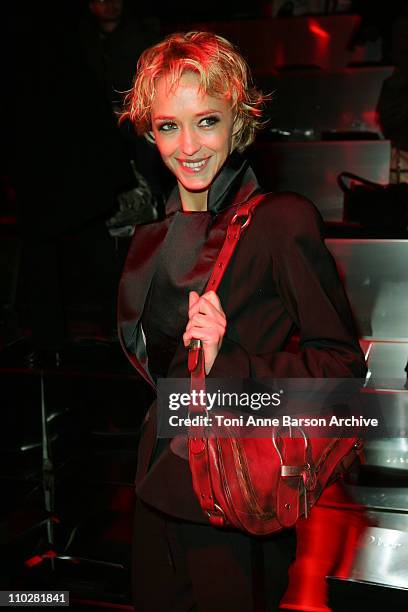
[117,155,367,522]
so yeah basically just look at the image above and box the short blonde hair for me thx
[121,31,265,153]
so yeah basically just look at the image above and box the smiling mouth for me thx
[178,158,210,173]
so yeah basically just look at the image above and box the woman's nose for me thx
[180,128,200,156]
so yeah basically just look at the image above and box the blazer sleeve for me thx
[209,193,367,379]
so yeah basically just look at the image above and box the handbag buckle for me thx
[272,426,316,490]
[206,503,226,526]
[188,339,203,373]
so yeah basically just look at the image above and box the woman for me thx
[118,31,366,612]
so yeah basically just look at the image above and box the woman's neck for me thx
[178,183,208,212]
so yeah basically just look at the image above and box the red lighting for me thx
[308,20,330,41]
[25,550,57,568]
[281,482,369,610]
[25,555,43,568]
[361,110,380,129]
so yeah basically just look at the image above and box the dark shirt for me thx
[141,154,257,379]
[141,211,211,378]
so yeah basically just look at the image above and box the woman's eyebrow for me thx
[195,109,222,116]
[153,109,222,121]
[152,115,175,121]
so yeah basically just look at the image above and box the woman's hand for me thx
[183,290,226,374]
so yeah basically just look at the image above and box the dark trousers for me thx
[132,499,296,612]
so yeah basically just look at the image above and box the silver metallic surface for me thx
[326,239,408,341]
[346,526,408,589]
[344,485,408,512]
[364,437,408,470]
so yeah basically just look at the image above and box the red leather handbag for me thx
[187,194,363,536]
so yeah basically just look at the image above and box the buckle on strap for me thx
[206,503,226,527]
[230,209,252,231]
[188,339,203,373]
[272,426,316,490]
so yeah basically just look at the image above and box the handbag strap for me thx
[187,192,265,526]
[187,192,266,374]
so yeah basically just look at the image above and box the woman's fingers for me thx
[188,311,225,328]
[183,308,226,346]
[184,316,225,338]
[183,326,222,345]
[202,290,223,310]
[188,290,224,319]
[183,313,225,337]
[185,291,226,373]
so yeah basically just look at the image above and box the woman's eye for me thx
[157,122,177,132]
[200,116,220,128]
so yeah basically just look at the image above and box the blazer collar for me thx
[165,152,260,216]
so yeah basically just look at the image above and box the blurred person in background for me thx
[79,0,170,227]
[10,3,138,364]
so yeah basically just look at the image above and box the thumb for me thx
[189,291,200,309]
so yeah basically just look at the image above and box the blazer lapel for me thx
[118,217,172,387]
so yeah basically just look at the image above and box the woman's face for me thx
[151,71,236,210]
